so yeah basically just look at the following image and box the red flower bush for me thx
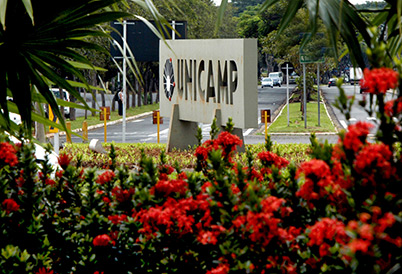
[96,170,115,185]
[58,153,71,170]
[360,67,399,94]
[258,151,289,169]
[2,198,20,214]
[151,178,188,197]
[35,267,54,274]
[1,76,402,274]
[0,142,18,167]
[296,159,333,208]
[341,121,373,153]
[93,234,114,246]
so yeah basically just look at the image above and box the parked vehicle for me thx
[349,67,363,85]
[328,78,337,87]
[289,72,299,84]
[261,77,273,88]
[269,72,283,85]
[48,88,70,118]
[272,77,282,87]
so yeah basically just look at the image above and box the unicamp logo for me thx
[163,58,175,101]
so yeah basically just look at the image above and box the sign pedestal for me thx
[212,109,245,153]
[167,104,198,152]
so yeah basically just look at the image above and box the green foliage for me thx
[224,117,234,133]
[61,142,311,170]
[210,117,220,140]
[264,134,273,151]
[196,126,203,146]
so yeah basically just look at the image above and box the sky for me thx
[213,0,376,6]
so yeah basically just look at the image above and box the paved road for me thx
[58,84,386,146]
[59,85,303,145]
[322,84,396,135]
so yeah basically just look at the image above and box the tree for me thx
[0,0,169,138]
[231,0,265,16]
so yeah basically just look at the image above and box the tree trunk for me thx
[100,90,105,107]
[84,87,88,120]
[90,70,97,116]
[138,86,142,107]
[34,103,46,143]
[70,93,76,121]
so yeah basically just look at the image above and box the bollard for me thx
[265,112,268,140]
[82,120,88,143]
[103,107,107,143]
[157,111,160,144]
[66,121,72,143]
[261,109,271,140]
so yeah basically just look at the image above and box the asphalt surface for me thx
[53,84,349,146]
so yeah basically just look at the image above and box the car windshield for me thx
[52,90,67,100]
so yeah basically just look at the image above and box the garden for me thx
[1,67,402,273]
[1,0,402,273]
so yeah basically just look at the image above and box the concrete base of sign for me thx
[166,104,199,152]
[166,106,245,153]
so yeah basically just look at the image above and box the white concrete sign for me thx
[159,39,258,129]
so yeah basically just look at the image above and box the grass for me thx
[267,102,336,133]
[61,142,312,170]
[65,103,159,131]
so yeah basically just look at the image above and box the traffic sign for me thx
[299,53,324,64]
[48,106,59,133]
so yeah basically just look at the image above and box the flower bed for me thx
[1,117,401,273]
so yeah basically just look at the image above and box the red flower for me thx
[308,218,349,248]
[151,178,188,197]
[342,122,374,153]
[108,214,128,225]
[58,153,71,169]
[197,225,225,245]
[215,131,243,155]
[360,67,399,94]
[258,151,289,169]
[2,198,20,214]
[354,143,394,188]
[195,146,209,162]
[93,234,114,246]
[296,159,333,207]
[102,196,111,204]
[206,263,230,274]
[384,98,402,117]
[35,267,54,274]
[96,170,115,185]
[111,186,134,203]
[348,239,371,254]
[0,142,18,167]
[55,170,63,179]
[45,178,56,186]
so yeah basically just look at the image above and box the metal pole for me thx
[157,111,160,144]
[122,20,127,143]
[286,64,289,127]
[303,63,307,128]
[264,112,268,140]
[172,20,176,40]
[317,64,320,126]
[54,132,59,155]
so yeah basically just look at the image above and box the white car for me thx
[261,77,273,88]
[51,88,70,118]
